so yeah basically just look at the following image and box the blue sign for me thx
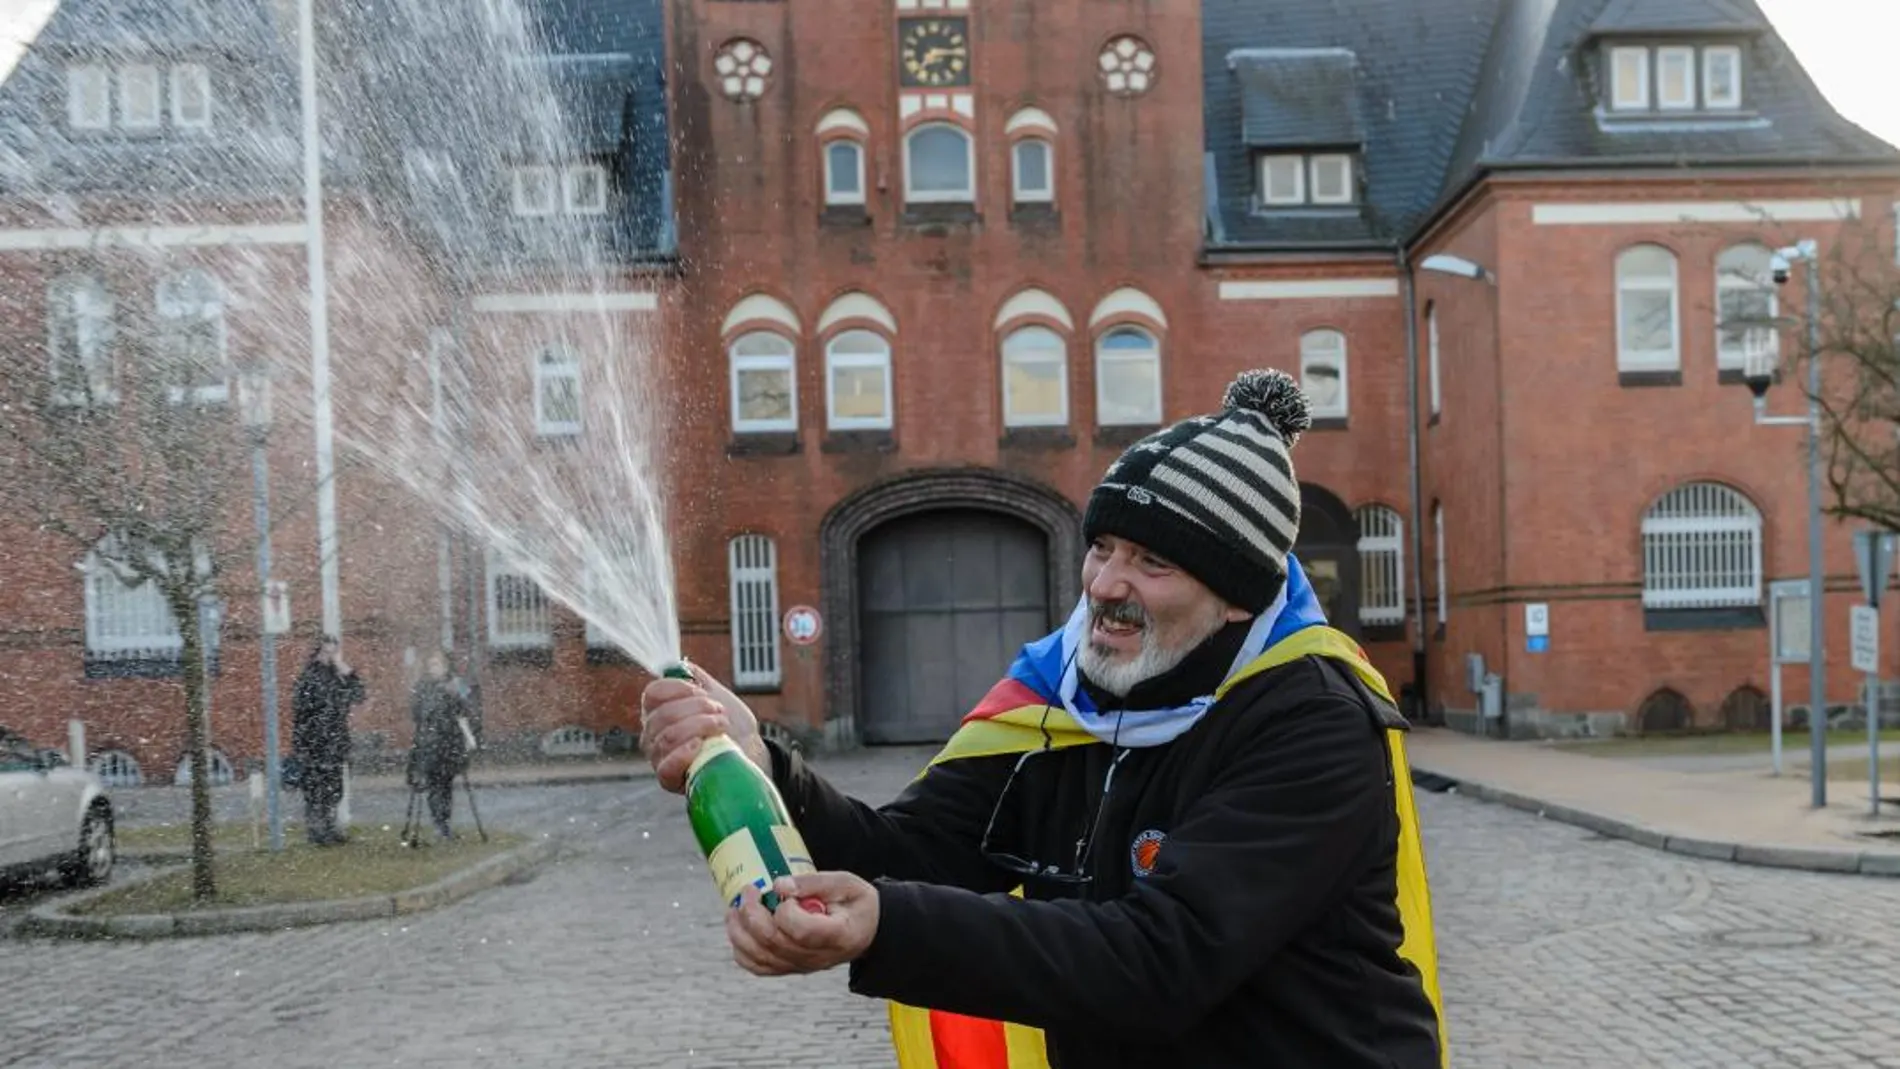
[1526,634,1549,654]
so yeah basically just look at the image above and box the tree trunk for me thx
[178,601,217,901]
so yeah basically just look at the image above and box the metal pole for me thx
[251,432,284,852]
[1805,254,1827,807]
[1771,660,1783,776]
[1398,254,1430,721]
[298,0,341,646]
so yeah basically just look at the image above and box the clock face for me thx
[899,17,970,88]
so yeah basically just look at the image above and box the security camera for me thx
[1769,253,1791,285]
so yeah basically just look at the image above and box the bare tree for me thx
[1786,212,1900,532]
[0,251,253,901]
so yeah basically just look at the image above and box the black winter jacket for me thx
[768,638,1440,1069]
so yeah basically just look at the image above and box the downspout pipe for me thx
[1397,249,1431,723]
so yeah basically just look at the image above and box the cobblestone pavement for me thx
[4,746,1900,1068]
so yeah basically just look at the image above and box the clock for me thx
[898,17,970,88]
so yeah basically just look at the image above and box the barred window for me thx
[1641,482,1762,609]
[729,534,780,689]
[487,549,552,649]
[83,535,212,662]
[1355,505,1405,627]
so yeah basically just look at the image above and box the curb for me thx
[1413,765,1900,878]
[13,836,561,940]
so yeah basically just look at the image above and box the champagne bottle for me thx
[665,661,824,914]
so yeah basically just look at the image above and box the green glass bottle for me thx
[666,661,822,913]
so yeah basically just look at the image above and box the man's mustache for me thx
[1090,599,1149,629]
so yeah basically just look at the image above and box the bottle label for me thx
[773,825,817,876]
[708,827,772,908]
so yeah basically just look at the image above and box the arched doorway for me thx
[821,468,1081,745]
[857,511,1051,743]
[1293,483,1361,637]
[1721,686,1771,732]
[1636,688,1695,734]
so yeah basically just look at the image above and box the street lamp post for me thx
[238,368,284,851]
[1741,237,1828,808]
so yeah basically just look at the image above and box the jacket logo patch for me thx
[1130,829,1166,877]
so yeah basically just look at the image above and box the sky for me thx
[0,0,1896,149]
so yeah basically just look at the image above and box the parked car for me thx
[0,728,114,888]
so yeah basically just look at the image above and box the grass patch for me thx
[1548,729,1900,759]
[76,825,523,916]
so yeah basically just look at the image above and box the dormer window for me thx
[1258,153,1356,207]
[511,162,608,217]
[171,65,211,129]
[68,61,214,132]
[1607,43,1744,114]
[118,65,160,129]
[66,66,109,129]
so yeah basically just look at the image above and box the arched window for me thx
[46,273,115,404]
[1642,482,1762,609]
[729,331,797,433]
[904,123,973,203]
[1716,242,1777,372]
[729,534,780,689]
[825,139,865,206]
[1095,326,1162,426]
[1426,302,1441,418]
[1355,505,1405,626]
[155,268,228,403]
[1433,502,1447,627]
[1012,138,1053,204]
[825,329,893,430]
[1615,245,1679,372]
[1001,325,1068,427]
[534,343,581,436]
[1300,329,1348,420]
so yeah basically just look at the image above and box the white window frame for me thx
[1615,245,1680,372]
[1426,303,1442,417]
[824,139,866,206]
[486,549,553,650]
[903,123,975,204]
[170,64,211,129]
[1355,505,1406,627]
[1260,154,1304,206]
[1094,326,1163,427]
[66,65,110,129]
[1656,46,1696,111]
[1433,503,1447,627]
[730,331,798,434]
[728,534,781,689]
[82,536,212,662]
[1299,329,1349,420]
[1610,45,1650,111]
[1001,325,1069,427]
[1715,243,1777,371]
[118,64,161,129]
[824,329,894,431]
[47,274,116,406]
[511,165,557,216]
[1309,154,1354,205]
[155,269,228,404]
[563,164,608,214]
[1012,138,1054,204]
[1703,45,1742,110]
[1641,483,1763,610]
[534,343,582,436]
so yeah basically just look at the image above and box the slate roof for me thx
[0,0,301,200]
[1232,49,1364,150]
[1205,0,1900,254]
[0,0,673,266]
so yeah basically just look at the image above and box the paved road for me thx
[4,746,1900,1068]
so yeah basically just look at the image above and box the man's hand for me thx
[726,873,880,977]
[639,663,766,794]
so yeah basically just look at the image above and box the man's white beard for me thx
[1076,600,1228,699]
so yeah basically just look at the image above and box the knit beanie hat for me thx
[1081,369,1311,614]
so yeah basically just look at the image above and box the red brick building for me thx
[3,0,1899,786]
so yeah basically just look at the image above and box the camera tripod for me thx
[400,766,487,847]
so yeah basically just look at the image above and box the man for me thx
[292,635,365,846]
[642,369,1446,1068]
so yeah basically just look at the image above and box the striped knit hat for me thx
[1082,369,1311,614]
